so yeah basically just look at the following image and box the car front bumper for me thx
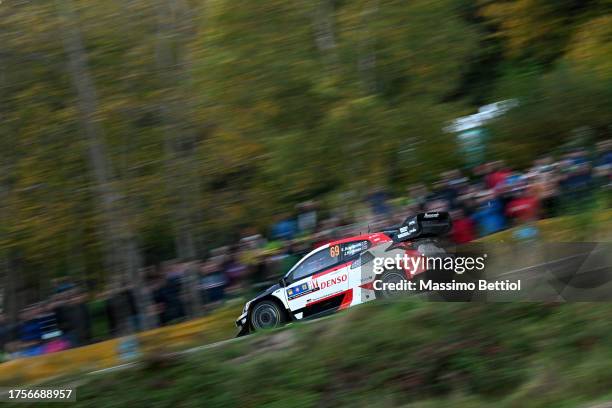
[235,312,249,337]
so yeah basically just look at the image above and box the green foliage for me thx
[0,0,610,288]
[487,66,612,167]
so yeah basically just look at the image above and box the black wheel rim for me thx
[252,303,280,329]
[381,272,406,298]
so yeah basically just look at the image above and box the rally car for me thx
[235,212,452,336]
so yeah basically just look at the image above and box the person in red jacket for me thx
[450,208,476,244]
[506,185,540,224]
[486,160,512,190]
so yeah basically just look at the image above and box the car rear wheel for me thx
[250,300,285,331]
[414,239,447,257]
[375,269,408,299]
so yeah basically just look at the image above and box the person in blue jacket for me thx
[471,190,507,237]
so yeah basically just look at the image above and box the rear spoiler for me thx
[391,212,452,242]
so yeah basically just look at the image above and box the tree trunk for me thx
[311,0,340,68]
[0,48,19,324]
[358,0,379,94]
[155,0,203,317]
[55,0,150,331]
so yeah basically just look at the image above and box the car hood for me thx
[252,283,281,301]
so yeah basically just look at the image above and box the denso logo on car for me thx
[314,274,347,289]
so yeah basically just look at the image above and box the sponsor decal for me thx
[342,241,368,257]
[397,228,417,239]
[287,282,319,300]
[314,274,348,290]
[423,212,439,219]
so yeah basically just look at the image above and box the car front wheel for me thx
[250,300,285,331]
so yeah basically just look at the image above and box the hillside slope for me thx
[29,301,612,408]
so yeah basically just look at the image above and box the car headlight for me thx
[243,300,252,314]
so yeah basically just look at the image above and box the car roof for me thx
[327,232,391,247]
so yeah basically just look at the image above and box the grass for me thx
[13,301,612,408]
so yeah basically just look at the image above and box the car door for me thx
[338,240,373,307]
[284,245,350,319]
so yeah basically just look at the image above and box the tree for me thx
[155,0,205,315]
[55,0,149,331]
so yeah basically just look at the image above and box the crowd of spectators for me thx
[1,140,610,361]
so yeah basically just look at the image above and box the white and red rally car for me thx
[235,212,451,336]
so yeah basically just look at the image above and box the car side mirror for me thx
[278,277,287,287]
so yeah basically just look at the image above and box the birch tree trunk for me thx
[55,0,150,331]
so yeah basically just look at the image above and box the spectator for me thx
[426,180,453,209]
[199,259,227,306]
[471,190,506,236]
[527,157,559,218]
[16,306,44,357]
[222,248,248,293]
[89,290,112,340]
[106,284,139,335]
[52,277,75,295]
[450,208,476,244]
[0,313,15,361]
[456,183,479,216]
[296,200,318,234]
[55,287,92,347]
[424,196,450,213]
[440,169,467,209]
[559,149,593,210]
[367,186,391,217]
[506,184,540,223]
[152,264,186,325]
[271,214,298,241]
[39,301,70,354]
[406,183,429,211]
[486,160,511,190]
[239,227,266,250]
[594,139,612,188]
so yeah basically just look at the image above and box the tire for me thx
[375,269,408,299]
[413,238,453,281]
[249,300,285,331]
[414,239,446,257]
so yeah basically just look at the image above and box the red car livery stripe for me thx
[339,289,353,310]
[359,281,376,290]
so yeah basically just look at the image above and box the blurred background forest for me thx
[0,0,610,305]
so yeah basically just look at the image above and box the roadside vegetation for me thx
[24,301,612,408]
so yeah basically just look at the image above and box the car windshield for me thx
[288,248,339,281]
